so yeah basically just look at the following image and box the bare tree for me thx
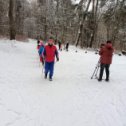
[9,0,16,40]
[89,0,99,48]
[75,0,92,47]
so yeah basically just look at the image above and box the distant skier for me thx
[43,38,59,81]
[98,41,114,81]
[65,42,69,51]
[58,40,62,51]
[38,40,45,65]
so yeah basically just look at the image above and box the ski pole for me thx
[91,60,100,79]
[94,63,100,79]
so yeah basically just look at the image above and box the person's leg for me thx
[98,64,105,81]
[105,64,110,81]
[66,46,68,51]
[40,56,42,62]
[49,62,54,80]
[59,44,60,50]
[44,62,49,78]
[42,57,44,66]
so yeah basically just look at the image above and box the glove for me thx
[57,57,59,61]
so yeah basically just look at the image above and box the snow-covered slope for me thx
[0,39,126,126]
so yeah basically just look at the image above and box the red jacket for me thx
[99,43,114,64]
[44,45,58,62]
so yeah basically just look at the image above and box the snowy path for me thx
[0,39,126,126]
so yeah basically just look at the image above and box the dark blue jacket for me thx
[38,45,44,56]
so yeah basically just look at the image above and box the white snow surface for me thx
[0,39,126,126]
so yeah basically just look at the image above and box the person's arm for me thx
[43,47,46,57]
[55,47,59,61]
[41,47,44,57]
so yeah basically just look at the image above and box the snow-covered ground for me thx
[0,39,126,126]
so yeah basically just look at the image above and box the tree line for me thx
[0,0,126,50]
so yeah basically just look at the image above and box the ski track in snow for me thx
[0,39,126,126]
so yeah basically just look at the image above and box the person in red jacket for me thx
[98,41,114,81]
[43,38,59,81]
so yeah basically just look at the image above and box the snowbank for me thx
[0,39,126,126]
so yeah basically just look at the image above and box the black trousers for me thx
[99,64,110,80]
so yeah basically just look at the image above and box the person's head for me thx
[39,40,44,46]
[48,39,54,46]
[106,40,112,44]
[37,40,40,44]
[100,43,105,48]
[106,40,113,49]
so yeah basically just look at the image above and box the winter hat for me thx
[106,40,112,43]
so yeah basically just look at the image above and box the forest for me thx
[0,0,126,50]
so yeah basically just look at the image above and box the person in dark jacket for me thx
[98,41,114,81]
[43,39,59,81]
[65,42,69,51]
[58,40,62,51]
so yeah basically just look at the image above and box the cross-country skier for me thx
[98,41,114,82]
[65,42,69,51]
[58,40,62,51]
[43,38,59,81]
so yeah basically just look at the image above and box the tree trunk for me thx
[44,17,47,41]
[89,0,99,48]
[75,0,92,47]
[9,0,16,40]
